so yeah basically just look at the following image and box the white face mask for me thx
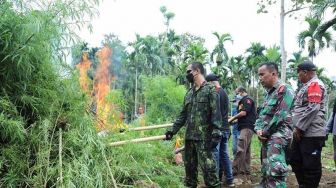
[235,93,243,100]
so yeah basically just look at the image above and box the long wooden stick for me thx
[58,129,63,187]
[128,123,173,131]
[108,135,166,147]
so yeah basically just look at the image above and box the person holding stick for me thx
[165,62,222,188]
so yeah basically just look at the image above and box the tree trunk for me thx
[135,63,138,117]
[280,0,287,82]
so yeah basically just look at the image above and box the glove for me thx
[293,128,302,141]
[210,130,222,149]
[165,130,174,140]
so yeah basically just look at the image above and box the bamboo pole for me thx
[128,123,173,131]
[102,149,118,188]
[58,129,63,187]
[108,135,166,147]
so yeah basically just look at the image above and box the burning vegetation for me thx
[76,45,125,132]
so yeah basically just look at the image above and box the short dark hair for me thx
[259,62,278,73]
[236,86,247,93]
[205,73,219,82]
[191,62,205,75]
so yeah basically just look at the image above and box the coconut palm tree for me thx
[297,17,332,62]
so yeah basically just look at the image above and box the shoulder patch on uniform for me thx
[308,82,322,103]
[278,85,285,93]
[247,99,252,104]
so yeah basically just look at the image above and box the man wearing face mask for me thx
[165,62,222,188]
[228,86,257,185]
[289,60,327,188]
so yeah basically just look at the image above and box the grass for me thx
[105,129,335,187]
[103,125,185,187]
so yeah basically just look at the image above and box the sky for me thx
[78,0,336,79]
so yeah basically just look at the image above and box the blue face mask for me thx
[235,95,242,100]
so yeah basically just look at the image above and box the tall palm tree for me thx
[160,30,181,73]
[160,6,175,34]
[225,55,248,90]
[265,45,281,64]
[287,51,308,81]
[184,42,209,63]
[245,43,266,82]
[297,17,332,62]
[245,42,267,101]
[210,32,233,66]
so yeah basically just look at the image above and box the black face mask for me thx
[186,73,194,83]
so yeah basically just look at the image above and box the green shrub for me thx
[142,76,186,124]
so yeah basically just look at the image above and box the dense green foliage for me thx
[143,76,186,124]
[0,1,121,187]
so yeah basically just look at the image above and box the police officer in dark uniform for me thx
[290,60,327,188]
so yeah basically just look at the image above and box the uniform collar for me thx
[267,80,282,94]
[304,75,318,86]
[192,81,207,92]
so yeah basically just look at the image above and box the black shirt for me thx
[237,95,257,131]
[216,86,229,130]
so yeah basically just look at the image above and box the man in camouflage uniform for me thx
[289,60,327,188]
[255,62,294,188]
[165,62,222,188]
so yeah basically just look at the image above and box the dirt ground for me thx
[231,167,336,188]
[196,155,336,188]
[223,158,336,188]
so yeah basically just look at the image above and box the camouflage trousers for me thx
[260,136,289,188]
[184,140,220,188]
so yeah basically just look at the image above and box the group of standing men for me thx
[165,60,330,188]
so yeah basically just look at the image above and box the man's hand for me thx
[293,128,303,141]
[256,130,267,142]
[211,130,222,148]
[228,116,235,123]
[165,131,174,140]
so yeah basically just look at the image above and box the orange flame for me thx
[94,45,113,131]
[76,52,92,94]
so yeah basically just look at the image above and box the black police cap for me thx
[297,60,317,71]
[205,73,220,82]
